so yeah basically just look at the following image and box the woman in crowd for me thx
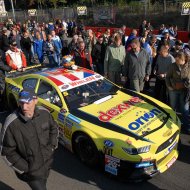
[166,52,190,133]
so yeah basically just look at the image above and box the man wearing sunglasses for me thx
[5,40,27,71]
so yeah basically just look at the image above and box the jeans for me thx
[154,78,168,103]
[169,90,190,129]
[27,179,47,190]
[47,55,57,67]
[54,54,61,66]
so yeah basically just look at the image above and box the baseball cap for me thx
[19,88,37,103]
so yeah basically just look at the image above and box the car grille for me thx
[156,130,179,154]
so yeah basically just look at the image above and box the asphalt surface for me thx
[0,110,190,190]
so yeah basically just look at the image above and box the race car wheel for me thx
[73,133,99,167]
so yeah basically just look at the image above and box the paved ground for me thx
[0,111,190,190]
[0,76,190,190]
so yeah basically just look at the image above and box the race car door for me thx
[36,79,70,147]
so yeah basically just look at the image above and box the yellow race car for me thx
[5,65,180,180]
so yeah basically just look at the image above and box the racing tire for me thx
[73,133,100,167]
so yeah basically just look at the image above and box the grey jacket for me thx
[123,48,151,79]
[104,44,126,73]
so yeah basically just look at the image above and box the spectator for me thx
[0,88,58,190]
[0,50,11,111]
[125,29,138,51]
[153,45,175,103]
[170,40,183,58]
[9,29,21,49]
[104,34,126,84]
[5,40,27,71]
[166,52,190,132]
[158,24,166,35]
[68,35,78,54]
[59,26,69,56]
[51,30,62,66]
[119,25,126,46]
[103,28,111,46]
[43,34,57,67]
[1,27,10,52]
[34,32,44,64]
[123,38,151,92]
[168,24,177,38]
[84,29,97,54]
[139,20,147,37]
[146,22,154,35]
[20,31,32,65]
[73,41,92,70]
[91,35,106,75]
[158,32,174,52]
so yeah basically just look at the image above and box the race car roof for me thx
[37,67,104,92]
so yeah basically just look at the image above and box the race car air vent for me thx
[155,130,179,154]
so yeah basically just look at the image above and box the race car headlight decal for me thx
[122,145,151,155]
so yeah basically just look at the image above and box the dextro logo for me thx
[98,97,142,122]
[128,108,162,130]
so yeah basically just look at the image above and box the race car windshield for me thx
[63,79,119,110]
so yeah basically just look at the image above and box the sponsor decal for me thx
[95,74,102,79]
[125,138,132,145]
[98,97,143,122]
[58,113,65,122]
[166,157,176,168]
[105,155,120,176]
[104,140,114,147]
[103,146,113,156]
[8,84,20,93]
[128,108,162,130]
[69,76,96,87]
[65,119,73,128]
[67,114,81,124]
[61,85,69,90]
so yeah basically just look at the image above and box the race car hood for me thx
[70,89,172,140]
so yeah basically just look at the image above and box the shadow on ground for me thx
[52,146,165,190]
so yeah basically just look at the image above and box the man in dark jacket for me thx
[123,38,151,92]
[0,88,59,190]
[91,35,106,75]
[73,41,92,70]
[0,50,11,111]
[1,27,10,52]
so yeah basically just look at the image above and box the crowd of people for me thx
[0,18,190,132]
[0,17,190,190]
